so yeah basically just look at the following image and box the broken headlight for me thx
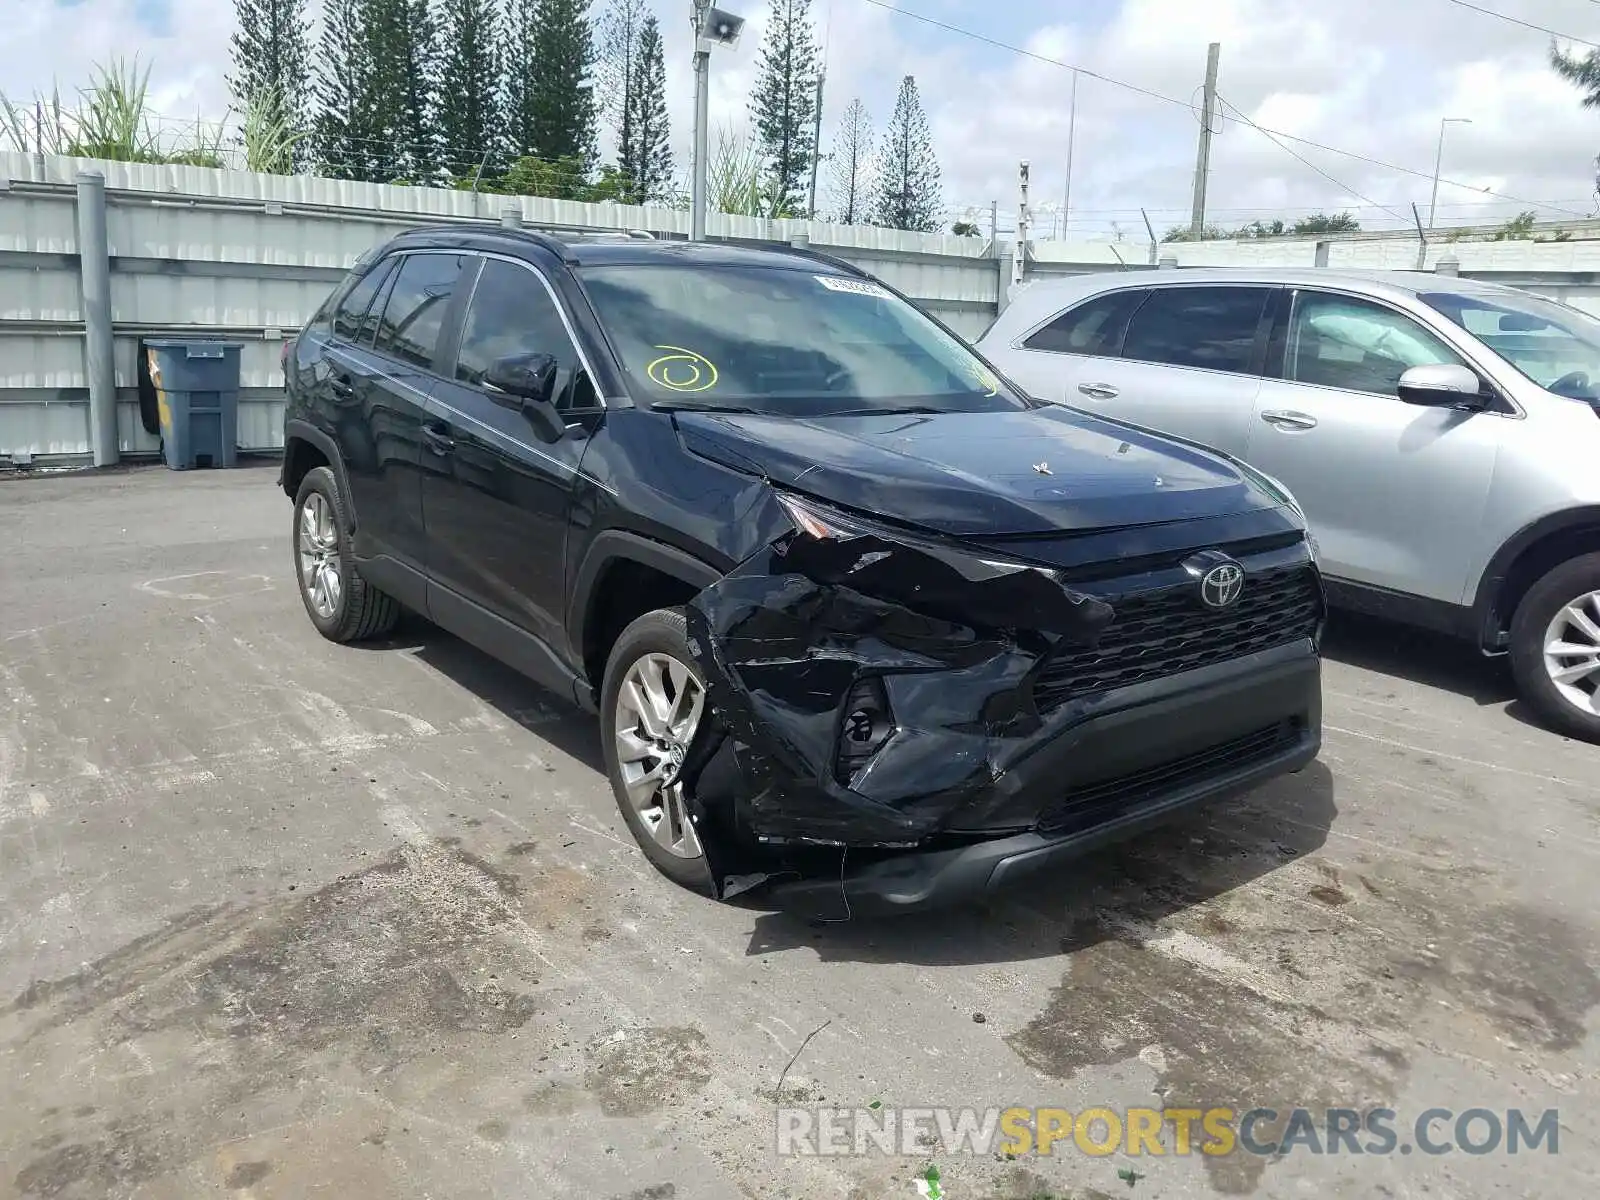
[774,491,1043,579]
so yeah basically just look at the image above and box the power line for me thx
[1216,95,1409,223]
[1436,0,1600,49]
[857,0,1591,219]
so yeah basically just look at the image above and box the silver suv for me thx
[979,268,1600,741]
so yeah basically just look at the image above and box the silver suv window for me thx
[1022,289,1145,356]
[1423,289,1600,400]
[1121,285,1271,374]
[1284,291,1464,398]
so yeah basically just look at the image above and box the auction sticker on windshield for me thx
[816,275,892,299]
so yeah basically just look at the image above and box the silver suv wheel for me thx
[1542,589,1600,717]
[613,651,706,859]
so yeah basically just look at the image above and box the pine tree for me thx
[598,0,649,198]
[627,15,672,204]
[312,0,379,180]
[437,0,505,180]
[363,0,440,182]
[229,0,311,138]
[826,98,873,224]
[507,0,597,173]
[871,75,942,232]
[749,0,820,216]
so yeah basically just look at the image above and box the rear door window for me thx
[1121,285,1272,374]
[372,253,467,369]
[1023,289,1146,356]
[331,257,397,341]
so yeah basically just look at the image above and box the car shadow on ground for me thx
[364,612,607,773]
[1316,609,1568,734]
[362,616,1340,967]
[1319,609,1514,705]
[742,761,1337,967]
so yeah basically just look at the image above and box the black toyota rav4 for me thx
[280,226,1323,915]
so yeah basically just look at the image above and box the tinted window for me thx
[373,253,465,368]
[357,264,401,347]
[332,257,396,340]
[1024,289,1144,356]
[1287,292,1463,397]
[455,259,597,408]
[1122,286,1270,373]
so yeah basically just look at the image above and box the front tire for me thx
[1509,552,1600,742]
[292,466,399,643]
[600,609,717,895]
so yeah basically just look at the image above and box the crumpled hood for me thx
[673,405,1275,536]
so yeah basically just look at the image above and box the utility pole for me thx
[1427,117,1471,230]
[1013,161,1030,292]
[1189,41,1220,240]
[691,1,712,241]
[807,68,826,218]
[1062,70,1078,242]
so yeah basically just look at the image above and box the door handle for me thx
[329,376,355,401]
[1078,382,1119,400]
[420,423,456,456]
[1260,409,1318,431]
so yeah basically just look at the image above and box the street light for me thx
[690,3,745,242]
[1428,117,1473,230]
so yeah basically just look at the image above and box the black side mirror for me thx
[484,352,567,442]
[1396,364,1488,410]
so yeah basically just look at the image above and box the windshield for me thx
[578,262,1029,416]
[1422,289,1600,400]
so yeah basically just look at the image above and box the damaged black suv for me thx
[281,227,1323,915]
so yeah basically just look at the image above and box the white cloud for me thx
[7,0,1600,237]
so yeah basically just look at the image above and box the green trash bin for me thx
[144,339,244,470]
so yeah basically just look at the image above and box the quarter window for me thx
[1286,292,1464,397]
[372,253,466,368]
[331,257,397,341]
[1121,286,1271,374]
[1023,290,1145,356]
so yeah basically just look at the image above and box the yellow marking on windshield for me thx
[647,345,720,392]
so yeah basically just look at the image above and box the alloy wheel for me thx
[613,651,706,859]
[298,492,342,620]
[1542,589,1600,718]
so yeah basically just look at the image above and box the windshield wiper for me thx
[821,405,951,417]
[649,400,761,414]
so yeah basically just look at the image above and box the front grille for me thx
[1032,564,1321,712]
[1037,720,1301,836]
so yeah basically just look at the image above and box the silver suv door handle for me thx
[1078,382,1119,400]
[1260,409,1318,431]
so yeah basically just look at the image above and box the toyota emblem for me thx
[1199,562,1245,609]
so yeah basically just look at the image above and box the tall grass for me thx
[0,58,224,166]
[240,85,304,175]
[708,126,765,217]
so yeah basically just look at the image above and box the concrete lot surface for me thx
[1,465,1596,1199]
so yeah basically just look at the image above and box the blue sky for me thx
[14,0,1600,237]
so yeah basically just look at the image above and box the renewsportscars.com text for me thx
[775,1105,1560,1159]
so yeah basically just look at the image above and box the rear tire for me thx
[1509,552,1600,743]
[600,608,717,896]
[292,466,399,644]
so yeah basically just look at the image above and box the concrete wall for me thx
[8,150,1600,465]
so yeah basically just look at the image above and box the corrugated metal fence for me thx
[8,150,1600,466]
[0,153,1026,465]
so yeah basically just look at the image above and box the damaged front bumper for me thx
[680,497,1322,916]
